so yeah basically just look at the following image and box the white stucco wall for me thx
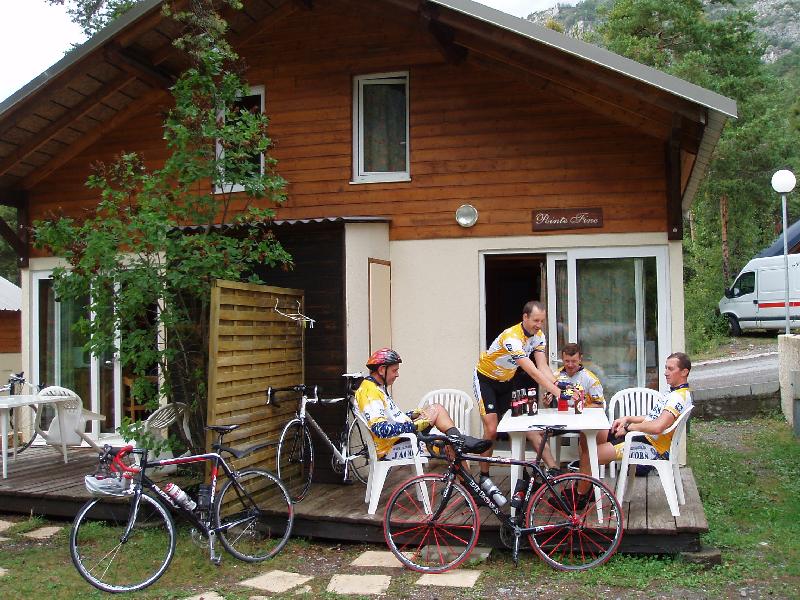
[668,240,686,352]
[344,223,390,373]
[389,231,674,410]
[778,334,800,426]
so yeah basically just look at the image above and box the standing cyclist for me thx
[474,301,564,485]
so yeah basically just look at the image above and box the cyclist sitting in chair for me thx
[356,348,487,460]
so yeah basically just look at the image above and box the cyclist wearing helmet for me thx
[356,348,484,461]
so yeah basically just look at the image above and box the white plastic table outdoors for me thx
[497,407,610,521]
[0,394,70,478]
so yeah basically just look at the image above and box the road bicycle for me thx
[383,425,623,573]
[267,372,371,503]
[2,371,45,454]
[70,424,294,593]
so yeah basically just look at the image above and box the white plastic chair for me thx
[418,389,475,436]
[603,387,664,478]
[141,402,191,472]
[354,410,427,515]
[34,385,105,454]
[615,405,693,517]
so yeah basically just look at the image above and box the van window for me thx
[731,271,755,297]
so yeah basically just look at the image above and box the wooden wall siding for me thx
[0,311,21,351]
[30,0,668,244]
[252,222,347,483]
[207,280,304,475]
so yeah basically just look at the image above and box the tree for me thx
[598,0,799,351]
[34,0,290,450]
[47,0,139,38]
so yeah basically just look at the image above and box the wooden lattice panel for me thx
[207,280,304,473]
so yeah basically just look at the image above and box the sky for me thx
[0,0,572,103]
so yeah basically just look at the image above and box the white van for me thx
[718,255,800,334]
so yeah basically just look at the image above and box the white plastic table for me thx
[0,394,70,478]
[497,407,610,521]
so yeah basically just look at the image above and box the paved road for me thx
[691,352,779,391]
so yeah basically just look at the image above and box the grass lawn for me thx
[0,414,798,599]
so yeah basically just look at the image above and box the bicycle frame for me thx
[119,448,261,564]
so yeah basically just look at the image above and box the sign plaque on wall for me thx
[532,207,604,231]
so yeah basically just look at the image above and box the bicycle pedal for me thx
[342,478,354,485]
[211,556,222,566]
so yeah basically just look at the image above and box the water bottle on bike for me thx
[164,483,197,511]
[479,475,507,507]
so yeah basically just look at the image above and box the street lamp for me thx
[771,169,796,335]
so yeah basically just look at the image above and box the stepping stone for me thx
[416,569,481,588]
[327,574,391,595]
[467,546,492,564]
[0,567,8,577]
[294,585,312,595]
[239,570,313,594]
[351,550,404,568]
[0,520,13,533]
[183,592,225,600]
[21,526,61,540]
[0,537,9,543]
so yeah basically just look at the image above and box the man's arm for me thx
[615,411,676,436]
[516,355,561,396]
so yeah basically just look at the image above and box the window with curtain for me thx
[353,72,409,183]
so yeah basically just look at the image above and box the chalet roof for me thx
[0,276,21,311]
[0,0,736,213]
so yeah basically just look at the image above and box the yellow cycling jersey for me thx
[476,323,546,382]
[554,365,605,408]
[644,385,692,455]
[355,378,412,459]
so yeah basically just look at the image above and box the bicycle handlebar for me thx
[266,384,318,407]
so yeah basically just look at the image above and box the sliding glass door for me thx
[547,247,669,397]
[31,272,121,436]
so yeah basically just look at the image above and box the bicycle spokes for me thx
[384,475,479,573]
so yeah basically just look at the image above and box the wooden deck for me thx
[0,447,707,554]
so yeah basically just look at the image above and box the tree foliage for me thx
[47,0,139,37]
[34,0,290,449]
[598,0,800,351]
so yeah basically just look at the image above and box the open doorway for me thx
[484,254,547,390]
[484,254,546,341]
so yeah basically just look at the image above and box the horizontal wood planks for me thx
[0,449,707,554]
[207,280,304,475]
[29,0,671,243]
[0,311,21,350]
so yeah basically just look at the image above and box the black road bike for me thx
[70,424,294,593]
[383,426,624,573]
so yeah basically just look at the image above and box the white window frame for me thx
[352,72,410,184]
[214,84,266,194]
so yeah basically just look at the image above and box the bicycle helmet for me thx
[84,472,131,497]
[366,348,402,370]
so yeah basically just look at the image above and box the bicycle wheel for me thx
[383,474,479,573]
[70,493,175,593]
[216,468,294,562]
[345,416,371,484]
[8,406,38,453]
[277,419,314,502]
[525,473,623,571]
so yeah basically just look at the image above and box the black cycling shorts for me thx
[473,370,516,416]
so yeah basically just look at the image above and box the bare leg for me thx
[526,431,559,469]
[577,431,617,493]
[419,404,455,432]
[479,412,498,476]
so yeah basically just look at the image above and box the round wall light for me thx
[455,204,479,228]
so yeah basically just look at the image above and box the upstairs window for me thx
[215,85,265,193]
[352,72,409,183]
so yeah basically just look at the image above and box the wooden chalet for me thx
[0,0,733,535]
